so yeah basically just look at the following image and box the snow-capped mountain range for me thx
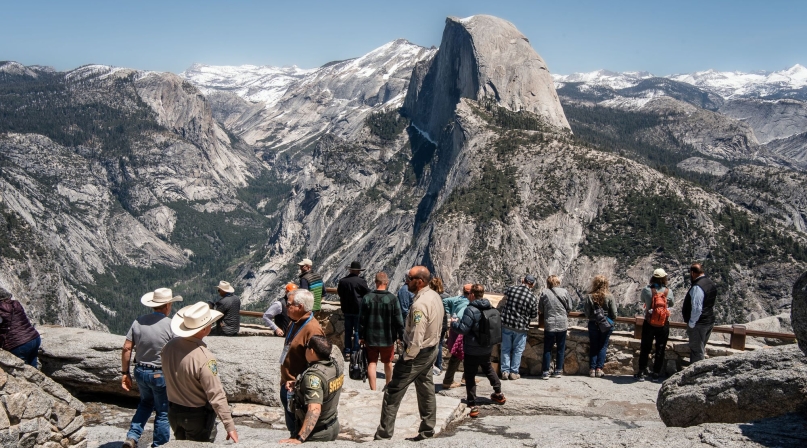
[553,64,807,99]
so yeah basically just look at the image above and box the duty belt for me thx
[136,363,161,370]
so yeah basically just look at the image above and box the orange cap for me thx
[463,283,472,294]
[285,282,299,293]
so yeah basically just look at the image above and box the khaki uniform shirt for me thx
[161,337,235,433]
[403,286,445,360]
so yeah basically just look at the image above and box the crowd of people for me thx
[0,258,718,447]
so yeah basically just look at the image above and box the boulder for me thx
[792,271,807,355]
[37,325,342,407]
[657,344,807,427]
[0,349,86,447]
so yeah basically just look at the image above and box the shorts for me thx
[366,345,394,363]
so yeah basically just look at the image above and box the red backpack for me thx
[648,288,670,327]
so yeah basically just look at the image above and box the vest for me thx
[300,271,325,311]
[682,276,717,326]
[292,359,343,430]
[273,297,291,333]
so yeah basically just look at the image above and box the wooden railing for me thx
[241,287,797,351]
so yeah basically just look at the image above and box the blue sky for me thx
[1,0,804,75]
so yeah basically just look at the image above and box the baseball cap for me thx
[524,274,537,284]
[653,268,668,278]
[297,258,313,267]
[285,282,299,292]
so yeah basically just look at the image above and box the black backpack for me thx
[477,308,502,347]
[348,346,368,381]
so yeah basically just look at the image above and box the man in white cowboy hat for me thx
[120,288,183,448]
[162,302,238,443]
[207,280,241,336]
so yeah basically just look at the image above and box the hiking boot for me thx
[460,378,480,386]
[551,370,562,378]
[596,369,605,378]
[500,371,509,380]
[469,406,480,418]
[442,382,462,389]
[541,371,550,380]
[633,371,646,382]
[509,373,520,380]
[122,439,137,448]
[589,369,596,377]
[491,392,507,404]
[406,434,431,441]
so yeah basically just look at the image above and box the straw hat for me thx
[141,288,183,308]
[171,302,224,337]
[217,281,235,293]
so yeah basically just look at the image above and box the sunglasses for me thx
[405,275,421,283]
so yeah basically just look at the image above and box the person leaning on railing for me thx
[583,275,617,378]
[539,275,571,379]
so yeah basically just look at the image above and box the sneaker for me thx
[551,370,562,378]
[633,371,646,382]
[589,369,596,377]
[469,406,480,418]
[122,439,137,448]
[509,373,520,380]
[490,392,507,404]
[541,371,550,380]
[442,382,462,389]
[432,366,442,375]
[651,373,661,382]
[596,369,605,378]
[500,371,509,380]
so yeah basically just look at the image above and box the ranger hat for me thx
[653,268,668,278]
[297,258,313,267]
[171,302,224,337]
[217,280,235,293]
[141,288,183,308]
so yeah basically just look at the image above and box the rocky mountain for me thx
[0,62,271,332]
[2,15,806,334]
[180,15,805,328]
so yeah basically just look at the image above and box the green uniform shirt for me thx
[293,359,343,428]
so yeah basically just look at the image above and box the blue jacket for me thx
[397,284,414,317]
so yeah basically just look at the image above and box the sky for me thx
[1,0,805,76]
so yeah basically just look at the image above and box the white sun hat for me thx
[217,280,235,293]
[171,302,224,337]
[141,288,183,308]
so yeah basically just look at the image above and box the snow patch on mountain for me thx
[180,63,313,107]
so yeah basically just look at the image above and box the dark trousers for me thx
[638,321,669,374]
[588,321,613,369]
[462,353,501,406]
[375,345,437,440]
[280,387,296,436]
[542,330,567,373]
[344,314,360,354]
[443,355,462,385]
[168,402,216,442]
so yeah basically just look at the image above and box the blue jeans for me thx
[280,387,296,437]
[542,330,567,373]
[588,321,613,369]
[127,366,170,447]
[10,335,40,368]
[344,314,360,354]
[500,328,527,374]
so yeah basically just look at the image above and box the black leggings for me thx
[638,320,669,374]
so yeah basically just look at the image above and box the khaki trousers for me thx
[374,345,437,440]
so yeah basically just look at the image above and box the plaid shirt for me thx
[499,284,539,332]
[358,290,404,347]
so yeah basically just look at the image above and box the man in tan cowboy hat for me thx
[162,302,238,443]
[121,288,182,448]
[207,280,241,336]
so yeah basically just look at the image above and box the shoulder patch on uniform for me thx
[307,375,321,389]
[413,310,424,323]
[207,359,218,376]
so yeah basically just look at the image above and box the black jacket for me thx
[337,274,370,315]
[451,299,493,357]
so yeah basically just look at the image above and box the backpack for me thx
[476,308,502,347]
[348,346,368,382]
[648,288,671,327]
[593,302,613,333]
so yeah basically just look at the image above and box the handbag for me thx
[593,303,613,333]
